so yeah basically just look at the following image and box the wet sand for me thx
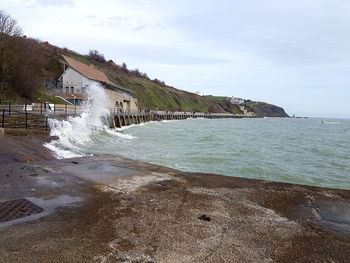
[0,134,350,262]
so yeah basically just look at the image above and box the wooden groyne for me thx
[110,111,237,128]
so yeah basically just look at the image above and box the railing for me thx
[0,102,84,117]
[1,109,49,130]
[109,109,232,117]
[110,108,150,116]
[0,101,235,118]
[0,101,87,131]
[0,100,240,131]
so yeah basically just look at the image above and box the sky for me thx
[1,0,350,118]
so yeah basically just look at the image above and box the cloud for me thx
[168,0,350,68]
[86,14,164,32]
[2,0,350,117]
[35,0,74,7]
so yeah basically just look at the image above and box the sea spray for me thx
[45,83,111,159]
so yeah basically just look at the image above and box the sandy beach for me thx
[0,133,350,262]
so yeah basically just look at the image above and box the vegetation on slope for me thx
[0,10,289,117]
[245,100,289,117]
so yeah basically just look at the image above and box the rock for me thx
[198,214,211,221]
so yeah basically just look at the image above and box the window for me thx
[65,86,69,93]
[82,87,87,94]
[71,87,74,94]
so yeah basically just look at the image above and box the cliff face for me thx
[245,101,289,117]
[205,97,289,117]
[3,37,289,117]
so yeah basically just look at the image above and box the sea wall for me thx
[104,88,138,112]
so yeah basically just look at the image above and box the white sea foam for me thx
[45,83,111,159]
[161,120,178,123]
[320,121,342,125]
[115,121,160,131]
[104,128,135,140]
[116,123,139,131]
[44,142,84,159]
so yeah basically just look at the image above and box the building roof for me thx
[61,55,134,95]
[62,55,111,83]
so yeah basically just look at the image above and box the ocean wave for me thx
[45,83,111,159]
[104,128,136,140]
[44,142,84,159]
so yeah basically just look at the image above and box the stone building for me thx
[57,55,138,112]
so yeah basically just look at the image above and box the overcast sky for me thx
[1,0,350,118]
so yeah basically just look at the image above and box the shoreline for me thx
[0,133,350,262]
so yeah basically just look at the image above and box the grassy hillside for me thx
[1,36,289,117]
[245,100,289,117]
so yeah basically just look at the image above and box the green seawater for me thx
[83,118,350,190]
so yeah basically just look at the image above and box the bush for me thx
[87,49,106,63]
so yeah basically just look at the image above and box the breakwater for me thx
[110,111,237,128]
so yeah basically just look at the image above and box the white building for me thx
[57,55,138,112]
[230,97,245,105]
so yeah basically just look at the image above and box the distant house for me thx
[57,55,138,112]
[230,97,245,105]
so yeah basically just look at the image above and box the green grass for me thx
[5,37,288,116]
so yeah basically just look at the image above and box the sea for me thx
[45,84,350,190]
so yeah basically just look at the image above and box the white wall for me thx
[61,67,95,94]
[60,67,138,111]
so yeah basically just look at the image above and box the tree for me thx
[132,68,141,76]
[87,49,106,63]
[153,78,166,86]
[121,62,128,73]
[0,10,42,99]
[0,10,22,37]
[0,10,23,97]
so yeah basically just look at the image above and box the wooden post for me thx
[2,109,4,128]
[54,104,56,114]
[40,102,43,115]
[65,104,67,115]
[25,102,27,112]
[8,102,11,116]
[45,116,48,131]
[25,112,28,129]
